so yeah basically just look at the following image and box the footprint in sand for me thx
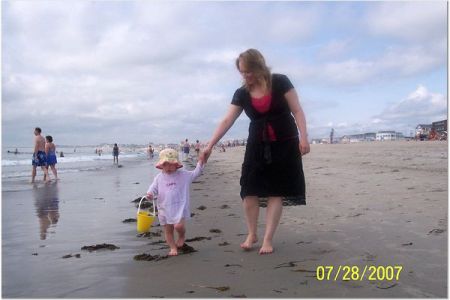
[348,213,363,218]
[186,236,212,242]
[362,252,376,262]
[311,248,334,255]
[296,241,312,245]
[428,228,446,235]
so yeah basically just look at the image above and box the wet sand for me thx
[2,141,447,297]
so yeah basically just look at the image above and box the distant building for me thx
[165,143,179,150]
[415,124,432,139]
[376,131,404,141]
[340,132,376,143]
[432,119,447,134]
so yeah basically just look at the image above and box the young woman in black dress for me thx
[202,49,310,254]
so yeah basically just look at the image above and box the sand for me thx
[2,141,447,298]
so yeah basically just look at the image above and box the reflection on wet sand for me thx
[33,182,60,240]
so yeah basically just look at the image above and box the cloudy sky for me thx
[2,1,447,146]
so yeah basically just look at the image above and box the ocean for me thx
[2,145,153,188]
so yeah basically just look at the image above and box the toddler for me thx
[146,148,204,256]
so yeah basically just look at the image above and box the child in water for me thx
[146,148,205,256]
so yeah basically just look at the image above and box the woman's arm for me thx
[201,104,243,162]
[285,88,310,156]
[44,142,50,156]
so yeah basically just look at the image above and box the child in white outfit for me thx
[146,148,204,256]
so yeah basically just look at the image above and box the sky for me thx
[2,1,448,146]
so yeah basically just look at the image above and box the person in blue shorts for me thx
[31,127,49,183]
[182,139,190,161]
[113,143,119,164]
[45,135,58,181]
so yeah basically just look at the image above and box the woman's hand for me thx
[146,193,153,200]
[200,147,212,164]
[299,138,310,156]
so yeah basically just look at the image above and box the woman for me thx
[45,135,58,181]
[202,49,310,255]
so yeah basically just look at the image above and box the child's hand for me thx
[199,150,208,165]
[146,193,153,200]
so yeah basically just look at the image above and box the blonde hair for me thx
[236,49,272,92]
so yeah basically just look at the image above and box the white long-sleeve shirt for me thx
[147,162,204,225]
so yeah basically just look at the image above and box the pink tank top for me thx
[251,94,277,142]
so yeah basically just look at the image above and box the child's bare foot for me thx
[240,234,258,251]
[168,248,178,256]
[259,241,274,255]
[176,238,185,248]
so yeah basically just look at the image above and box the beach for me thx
[2,141,447,298]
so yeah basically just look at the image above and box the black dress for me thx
[231,74,306,206]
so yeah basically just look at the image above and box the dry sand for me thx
[2,141,447,298]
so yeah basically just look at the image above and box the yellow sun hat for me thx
[155,148,183,169]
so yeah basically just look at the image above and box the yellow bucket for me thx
[136,196,156,233]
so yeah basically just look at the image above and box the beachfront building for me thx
[165,143,179,150]
[376,131,404,141]
[340,132,376,143]
[415,124,432,140]
[432,120,447,134]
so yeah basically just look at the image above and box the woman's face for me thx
[238,59,255,85]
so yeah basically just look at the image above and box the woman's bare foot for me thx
[240,234,258,251]
[168,248,178,256]
[259,241,274,255]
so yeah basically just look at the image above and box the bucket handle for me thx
[137,196,156,217]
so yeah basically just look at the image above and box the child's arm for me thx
[146,175,159,199]
[189,161,205,182]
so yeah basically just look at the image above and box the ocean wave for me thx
[2,153,145,166]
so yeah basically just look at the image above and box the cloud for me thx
[366,2,447,43]
[308,85,447,139]
[373,85,447,124]
[2,1,447,145]
[285,43,446,86]
[317,39,353,60]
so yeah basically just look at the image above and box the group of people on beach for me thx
[180,139,202,161]
[146,49,309,256]
[31,127,58,183]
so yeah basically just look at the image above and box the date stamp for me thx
[316,265,403,281]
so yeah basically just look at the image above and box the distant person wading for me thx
[45,135,58,181]
[31,127,49,183]
[113,143,119,165]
